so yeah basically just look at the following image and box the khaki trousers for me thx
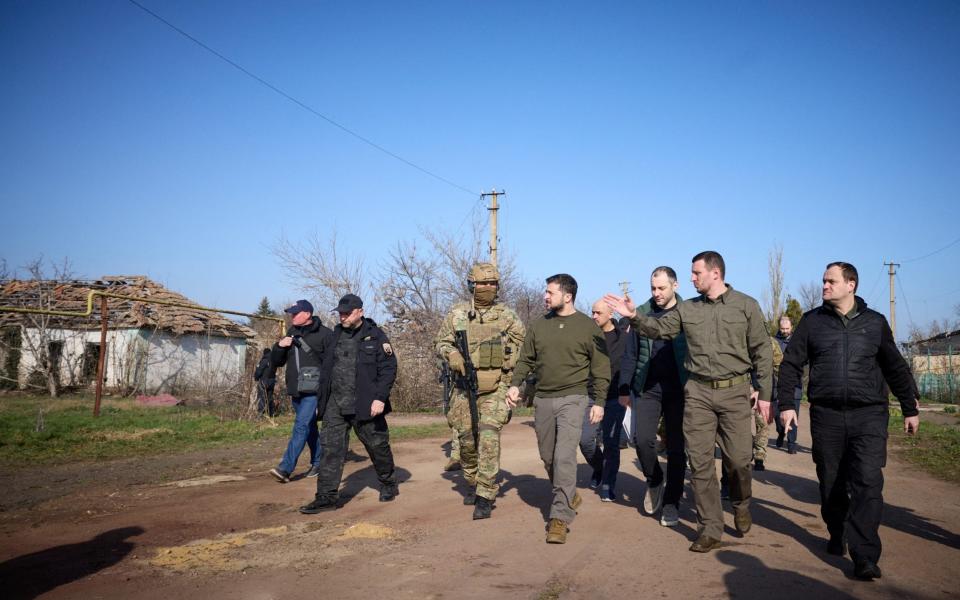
[534,394,588,523]
[683,379,753,540]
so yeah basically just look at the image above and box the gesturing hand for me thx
[602,294,637,319]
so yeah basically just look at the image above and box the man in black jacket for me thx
[269,300,333,483]
[779,262,919,581]
[300,294,400,513]
[254,348,277,417]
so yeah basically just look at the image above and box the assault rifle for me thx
[438,361,452,414]
[453,329,480,449]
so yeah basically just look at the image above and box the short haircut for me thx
[692,250,726,279]
[779,315,793,325]
[651,266,677,282]
[546,273,578,301]
[826,261,859,292]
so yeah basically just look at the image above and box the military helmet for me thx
[468,262,500,284]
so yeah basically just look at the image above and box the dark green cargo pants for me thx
[683,379,753,540]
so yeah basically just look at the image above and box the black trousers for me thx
[635,382,686,506]
[256,383,275,417]
[315,401,396,500]
[810,403,888,563]
[579,399,604,476]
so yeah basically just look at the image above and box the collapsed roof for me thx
[0,276,255,339]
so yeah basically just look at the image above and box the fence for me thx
[911,345,958,404]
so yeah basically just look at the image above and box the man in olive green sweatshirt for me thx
[507,274,610,544]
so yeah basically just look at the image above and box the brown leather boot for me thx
[571,491,583,512]
[546,518,568,544]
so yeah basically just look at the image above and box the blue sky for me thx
[1,0,958,340]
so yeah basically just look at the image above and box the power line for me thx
[863,264,885,307]
[125,0,476,197]
[902,235,960,263]
[896,273,916,332]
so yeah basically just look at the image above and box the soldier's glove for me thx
[447,350,466,376]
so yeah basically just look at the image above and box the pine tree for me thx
[255,296,274,317]
[784,296,803,327]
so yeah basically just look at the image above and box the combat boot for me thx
[472,496,493,520]
[463,488,477,505]
[299,496,338,514]
[444,457,461,471]
[546,519,568,544]
[379,483,399,502]
[571,491,583,512]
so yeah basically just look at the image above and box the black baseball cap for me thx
[333,294,363,313]
[284,299,314,315]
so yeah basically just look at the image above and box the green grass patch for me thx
[0,395,447,466]
[889,410,960,484]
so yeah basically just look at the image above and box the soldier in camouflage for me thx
[435,263,525,520]
[751,337,783,471]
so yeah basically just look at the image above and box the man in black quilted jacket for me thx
[778,261,919,581]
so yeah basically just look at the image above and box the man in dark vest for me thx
[300,294,400,513]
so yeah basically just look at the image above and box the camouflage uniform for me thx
[435,264,525,502]
[753,337,784,462]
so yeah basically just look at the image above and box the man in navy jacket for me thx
[779,262,919,580]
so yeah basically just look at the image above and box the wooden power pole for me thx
[481,189,505,267]
[885,261,900,339]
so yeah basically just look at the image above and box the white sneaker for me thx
[660,503,679,527]
[643,483,664,515]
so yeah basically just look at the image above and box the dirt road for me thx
[1,411,958,599]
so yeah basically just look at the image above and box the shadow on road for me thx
[752,467,821,505]
[0,526,144,600]
[754,467,960,551]
[338,465,412,506]
[716,550,857,599]
[749,497,850,570]
[883,502,960,550]
[499,468,553,521]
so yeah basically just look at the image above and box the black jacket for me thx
[254,353,277,388]
[271,316,334,398]
[320,317,398,421]
[777,297,917,417]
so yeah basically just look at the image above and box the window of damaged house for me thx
[81,342,102,385]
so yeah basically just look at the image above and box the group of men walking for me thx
[266,295,400,512]
[264,251,919,581]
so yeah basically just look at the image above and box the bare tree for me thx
[0,257,80,397]
[762,244,785,333]
[379,239,443,330]
[271,214,543,412]
[798,280,822,312]
[272,229,372,322]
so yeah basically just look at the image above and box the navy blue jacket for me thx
[777,297,917,416]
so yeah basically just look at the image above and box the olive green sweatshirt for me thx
[511,311,610,405]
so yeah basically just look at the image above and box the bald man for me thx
[587,300,631,501]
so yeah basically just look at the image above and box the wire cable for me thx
[896,273,916,332]
[902,235,960,264]
[863,264,886,307]
[125,0,476,197]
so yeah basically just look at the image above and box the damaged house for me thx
[0,276,255,395]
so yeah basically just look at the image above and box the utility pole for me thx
[885,261,900,339]
[481,189,505,267]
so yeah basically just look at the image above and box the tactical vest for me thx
[453,303,518,394]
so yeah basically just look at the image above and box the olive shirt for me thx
[510,311,611,405]
[627,285,774,402]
